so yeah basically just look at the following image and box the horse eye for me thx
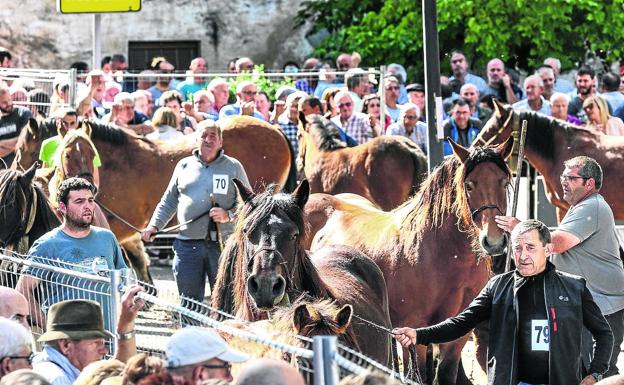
[465,183,474,192]
[291,232,299,240]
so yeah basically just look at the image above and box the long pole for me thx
[93,14,102,70]
[505,120,528,272]
[422,0,443,171]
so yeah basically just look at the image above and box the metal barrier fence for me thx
[0,250,418,385]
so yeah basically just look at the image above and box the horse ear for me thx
[493,99,506,118]
[27,118,40,137]
[292,179,310,209]
[496,135,515,160]
[233,178,254,203]
[19,161,39,188]
[447,137,470,164]
[293,303,315,334]
[334,304,353,333]
[82,120,92,137]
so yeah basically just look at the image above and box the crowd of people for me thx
[2,45,624,385]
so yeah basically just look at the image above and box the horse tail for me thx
[277,129,298,193]
[211,238,239,318]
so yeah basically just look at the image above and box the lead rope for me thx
[352,314,424,385]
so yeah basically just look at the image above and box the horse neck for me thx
[29,191,61,247]
[291,249,336,300]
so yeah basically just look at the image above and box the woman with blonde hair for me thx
[147,107,185,141]
[321,87,341,119]
[583,95,624,135]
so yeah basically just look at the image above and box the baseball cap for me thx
[406,83,425,93]
[165,327,248,368]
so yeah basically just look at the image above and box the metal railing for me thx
[0,250,419,385]
[0,68,76,115]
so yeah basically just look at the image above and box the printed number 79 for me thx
[534,325,550,343]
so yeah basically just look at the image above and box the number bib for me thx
[213,174,229,195]
[531,319,550,351]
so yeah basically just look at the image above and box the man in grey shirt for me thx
[142,120,250,302]
[497,156,624,377]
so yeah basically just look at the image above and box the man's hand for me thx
[141,226,158,242]
[117,284,145,333]
[183,101,194,117]
[495,215,520,233]
[579,374,597,385]
[392,327,417,347]
[241,101,255,116]
[502,74,512,88]
[210,207,230,223]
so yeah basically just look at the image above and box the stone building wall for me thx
[0,0,314,70]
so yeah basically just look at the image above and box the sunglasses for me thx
[404,115,419,120]
[338,102,353,109]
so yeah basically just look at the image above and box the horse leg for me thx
[435,336,470,385]
[120,234,154,285]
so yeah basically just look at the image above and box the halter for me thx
[470,203,503,222]
[248,245,297,285]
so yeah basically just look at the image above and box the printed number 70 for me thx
[535,325,550,343]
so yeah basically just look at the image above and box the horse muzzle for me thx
[247,272,287,310]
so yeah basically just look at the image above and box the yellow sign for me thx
[57,0,141,13]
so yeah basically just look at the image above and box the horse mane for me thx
[86,120,130,145]
[401,146,510,250]
[229,185,335,319]
[0,169,28,234]
[307,115,347,151]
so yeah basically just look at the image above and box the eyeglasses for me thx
[10,313,31,325]
[241,90,257,95]
[404,115,419,120]
[338,102,352,109]
[560,174,588,183]
[3,352,35,365]
[200,362,232,371]
[386,86,400,91]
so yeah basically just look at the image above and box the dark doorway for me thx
[127,40,201,71]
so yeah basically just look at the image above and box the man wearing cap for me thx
[165,327,248,383]
[406,83,426,122]
[31,287,144,385]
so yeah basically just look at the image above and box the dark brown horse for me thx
[473,100,624,221]
[212,180,392,365]
[311,139,513,385]
[297,115,428,211]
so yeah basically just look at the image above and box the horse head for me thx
[0,162,38,249]
[56,123,97,184]
[473,99,517,148]
[233,179,310,312]
[450,136,514,257]
[292,300,353,340]
[13,118,45,171]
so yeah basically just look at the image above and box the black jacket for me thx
[416,262,613,385]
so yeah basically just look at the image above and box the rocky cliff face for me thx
[0,0,313,70]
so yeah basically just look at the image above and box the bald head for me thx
[0,287,30,330]
[233,359,304,385]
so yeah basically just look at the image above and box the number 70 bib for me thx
[213,175,229,195]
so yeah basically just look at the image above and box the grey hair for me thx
[0,317,32,358]
[564,156,603,189]
[511,219,551,246]
[113,92,134,105]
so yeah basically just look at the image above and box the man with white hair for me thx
[208,78,230,115]
[512,75,551,115]
[550,92,582,125]
[277,91,307,154]
[537,66,556,101]
[218,81,265,121]
[386,103,427,154]
[0,288,30,331]
[184,90,219,122]
[131,90,153,118]
[544,57,576,93]
[103,92,153,135]
[0,317,34,379]
[330,90,373,144]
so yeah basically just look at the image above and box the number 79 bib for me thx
[531,319,550,351]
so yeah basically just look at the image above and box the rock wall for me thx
[0,0,314,70]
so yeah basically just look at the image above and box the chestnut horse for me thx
[297,115,428,210]
[212,180,392,365]
[13,116,296,244]
[473,100,624,221]
[311,139,513,385]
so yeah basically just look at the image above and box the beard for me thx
[65,211,93,229]
[0,105,12,114]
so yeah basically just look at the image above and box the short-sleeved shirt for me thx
[552,193,624,315]
[0,106,32,140]
[39,136,102,169]
[24,227,127,331]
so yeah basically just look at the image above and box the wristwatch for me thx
[117,330,135,340]
[591,372,603,382]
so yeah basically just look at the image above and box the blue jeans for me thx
[172,239,220,302]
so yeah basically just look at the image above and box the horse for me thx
[297,115,428,211]
[211,180,393,365]
[473,99,624,221]
[310,139,514,385]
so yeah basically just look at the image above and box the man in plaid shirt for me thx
[278,91,308,155]
[330,91,373,144]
